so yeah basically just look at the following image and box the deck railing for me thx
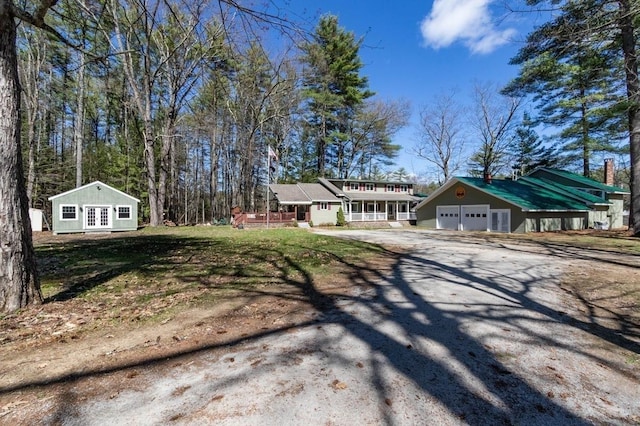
[234,212,297,225]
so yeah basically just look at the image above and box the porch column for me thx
[385,201,388,221]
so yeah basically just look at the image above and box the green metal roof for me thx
[533,168,629,194]
[456,177,591,211]
[520,176,610,205]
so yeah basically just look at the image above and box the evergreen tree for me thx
[512,0,640,233]
[509,113,560,175]
[300,15,374,178]
[503,17,626,177]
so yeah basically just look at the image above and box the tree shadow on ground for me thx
[8,231,638,423]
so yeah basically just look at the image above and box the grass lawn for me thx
[1,227,391,342]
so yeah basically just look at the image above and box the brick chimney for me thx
[483,173,492,184]
[604,158,614,186]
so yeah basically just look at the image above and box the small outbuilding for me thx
[48,181,139,234]
[29,208,43,232]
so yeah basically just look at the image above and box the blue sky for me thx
[275,0,548,181]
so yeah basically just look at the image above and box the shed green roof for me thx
[456,177,591,211]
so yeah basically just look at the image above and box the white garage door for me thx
[461,205,489,231]
[436,206,459,230]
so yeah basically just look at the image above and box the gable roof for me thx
[418,177,592,212]
[48,181,140,202]
[269,183,340,205]
[531,168,629,194]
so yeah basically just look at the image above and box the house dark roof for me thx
[531,168,629,194]
[453,177,592,211]
[269,183,340,204]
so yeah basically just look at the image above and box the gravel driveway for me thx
[66,230,639,425]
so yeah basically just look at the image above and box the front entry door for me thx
[85,205,112,230]
[387,203,395,220]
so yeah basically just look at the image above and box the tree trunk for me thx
[618,0,640,234]
[0,6,42,312]
[74,51,85,188]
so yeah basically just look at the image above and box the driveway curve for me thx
[65,229,639,425]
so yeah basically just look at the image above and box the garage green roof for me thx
[456,177,592,211]
[531,168,629,194]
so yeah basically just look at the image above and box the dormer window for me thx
[399,184,408,192]
[386,184,394,192]
[365,183,375,191]
[349,182,359,191]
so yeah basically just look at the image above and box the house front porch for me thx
[345,200,416,222]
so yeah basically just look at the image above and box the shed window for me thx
[319,202,328,210]
[60,205,77,220]
[117,206,131,220]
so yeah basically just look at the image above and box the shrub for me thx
[336,206,346,226]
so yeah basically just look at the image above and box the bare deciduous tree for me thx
[468,82,521,178]
[413,91,466,185]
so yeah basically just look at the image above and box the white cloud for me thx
[420,0,516,54]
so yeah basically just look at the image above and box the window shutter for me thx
[328,203,331,210]
[395,185,399,192]
[317,204,320,210]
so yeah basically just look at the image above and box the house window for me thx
[366,203,376,213]
[399,184,408,192]
[365,183,375,191]
[319,202,328,210]
[117,206,131,220]
[349,182,359,190]
[350,203,361,213]
[60,205,77,220]
[386,184,395,192]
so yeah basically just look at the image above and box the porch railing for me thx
[397,212,416,220]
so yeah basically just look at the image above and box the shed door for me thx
[436,206,459,230]
[461,205,489,231]
[85,205,112,229]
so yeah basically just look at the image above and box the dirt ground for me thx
[0,230,639,424]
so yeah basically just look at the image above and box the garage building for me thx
[415,173,619,233]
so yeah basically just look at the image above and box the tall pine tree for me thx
[300,15,373,179]
[509,113,560,175]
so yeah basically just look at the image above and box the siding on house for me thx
[310,201,341,225]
